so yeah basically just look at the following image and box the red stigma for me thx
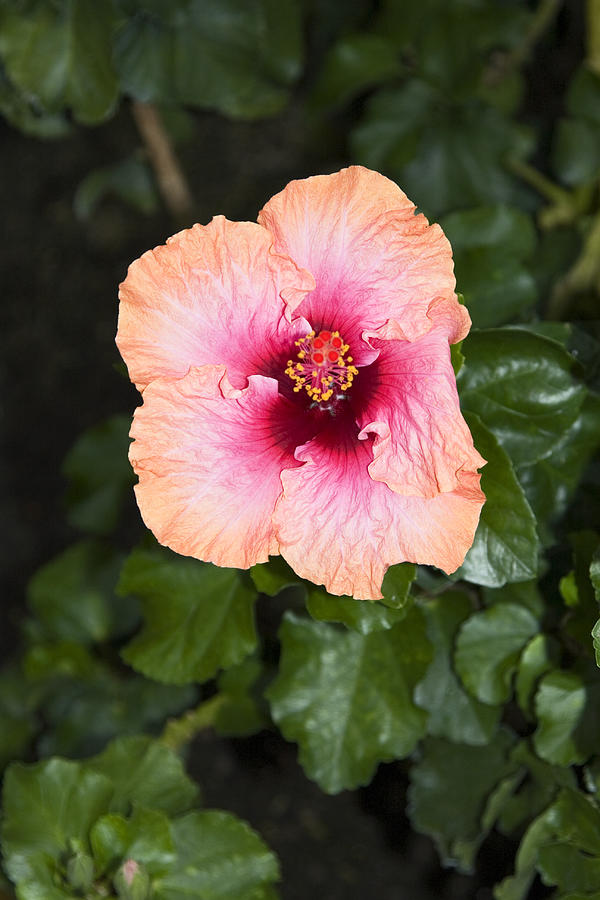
[286,330,358,404]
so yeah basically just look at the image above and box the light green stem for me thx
[548,212,600,318]
[507,0,563,68]
[161,694,226,751]
[506,157,576,227]
[588,0,600,74]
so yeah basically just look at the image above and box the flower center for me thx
[285,330,358,404]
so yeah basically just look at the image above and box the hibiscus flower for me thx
[116,166,485,600]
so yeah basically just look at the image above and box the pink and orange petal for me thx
[274,428,485,600]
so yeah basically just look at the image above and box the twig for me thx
[131,100,195,226]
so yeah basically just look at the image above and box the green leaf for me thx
[305,588,408,634]
[74,157,159,219]
[250,556,302,597]
[2,758,113,886]
[34,661,194,759]
[352,81,532,217]
[497,789,600,900]
[414,592,501,745]
[567,66,600,126]
[88,735,199,817]
[115,0,302,119]
[154,811,279,899]
[0,67,71,137]
[562,531,600,650]
[553,117,600,186]
[0,668,39,770]
[0,0,119,123]
[408,730,518,872]
[90,806,175,876]
[214,656,267,737]
[497,741,575,838]
[515,634,560,719]
[27,540,131,645]
[456,413,540,587]
[457,329,586,467]
[440,206,537,328]
[534,664,600,766]
[310,33,400,109]
[120,547,257,685]
[380,563,416,609]
[267,609,431,793]
[62,415,134,535]
[516,393,600,542]
[454,603,539,704]
[482,580,544,618]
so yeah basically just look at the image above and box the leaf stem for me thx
[131,100,195,226]
[588,0,600,74]
[508,0,563,69]
[505,157,578,227]
[547,211,600,318]
[160,694,226,751]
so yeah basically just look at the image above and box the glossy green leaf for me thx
[454,603,539,704]
[457,414,540,587]
[380,563,416,609]
[561,531,600,650]
[534,665,600,766]
[305,588,408,634]
[440,206,537,328]
[414,592,501,745]
[516,393,600,542]
[88,735,199,817]
[154,811,279,899]
[1,758,113,887]
[408,730,517,872]
[120,547,257,685]
[458,329,586,467]
[310,33,400,109]
[115,0,302,119]
[267,609,431,793]
[27,540,130,645]
[0,0,118,123]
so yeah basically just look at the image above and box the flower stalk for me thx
[160,694,226,752]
